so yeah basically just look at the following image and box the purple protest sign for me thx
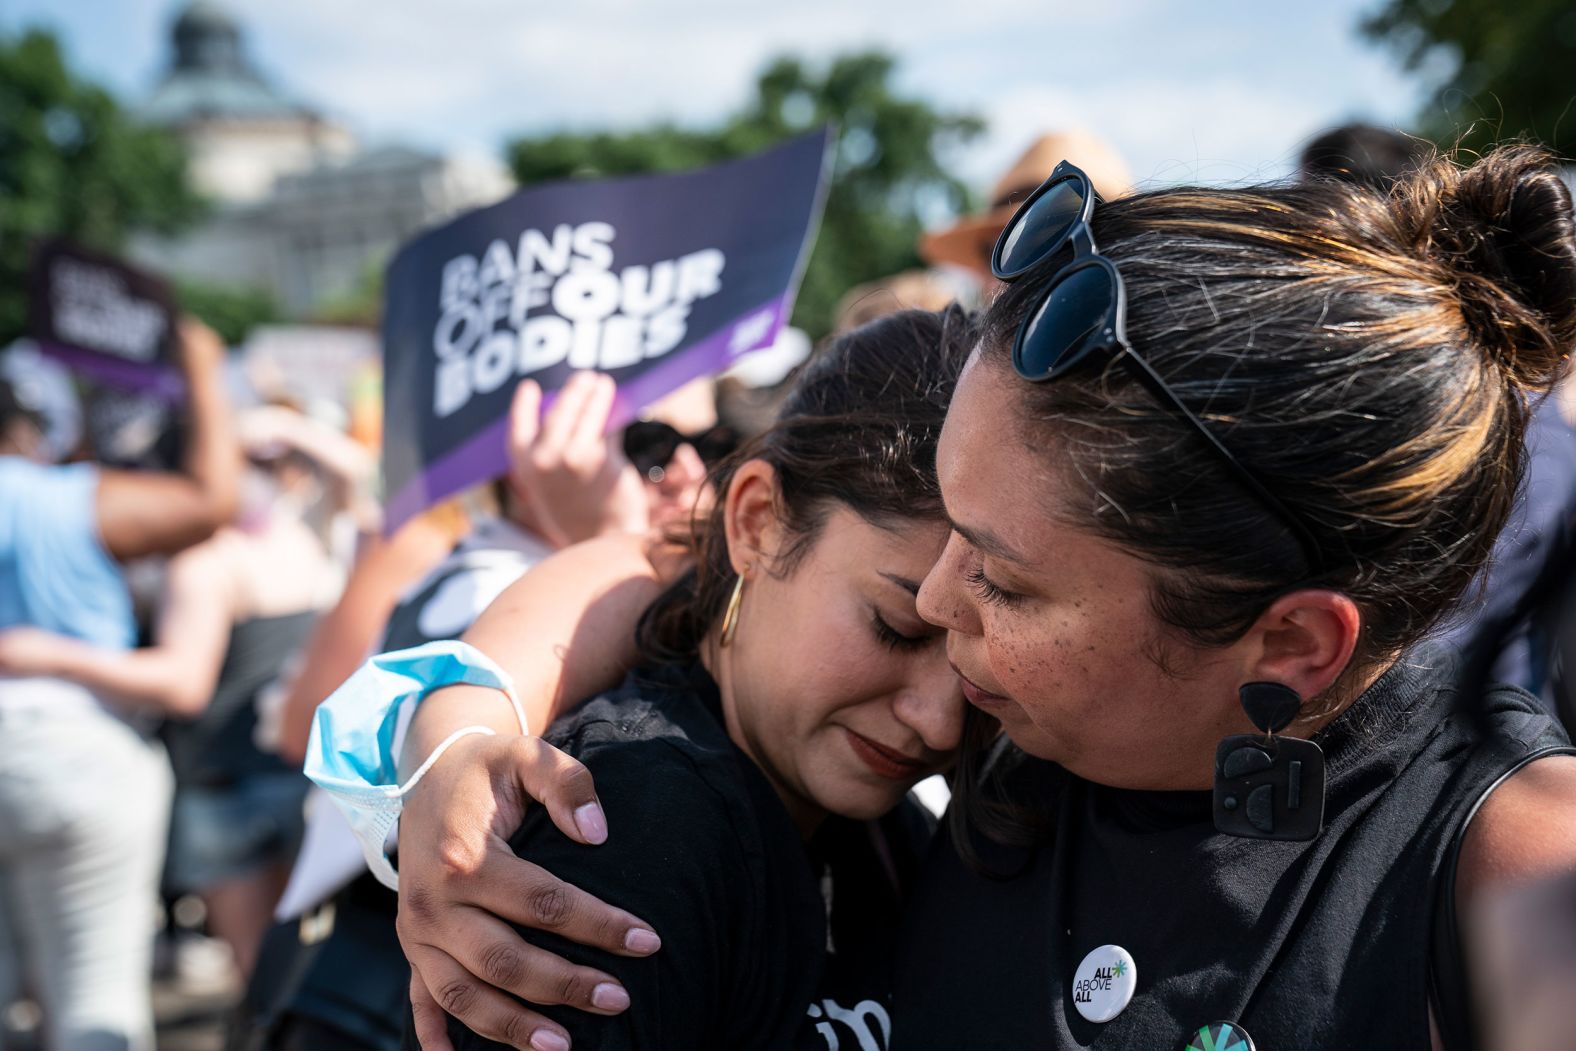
[380,127,831,532]
[25,240,187,468]
[27,239,182,400]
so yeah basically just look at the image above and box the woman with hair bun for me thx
[343,147,1576,1051]
[891,143,1576,1050]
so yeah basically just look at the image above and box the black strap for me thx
[1429,743,1576,1050]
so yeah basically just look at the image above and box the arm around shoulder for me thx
[4,539,236,717]
[444,733,748,1051]
[401,530,681,772]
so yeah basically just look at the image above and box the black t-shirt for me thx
[429,662,929,1051]
[162,610,316,787]
[888,650,1574,1050]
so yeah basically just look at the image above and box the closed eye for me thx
[871,609,931,652]
[965,564,1024,608]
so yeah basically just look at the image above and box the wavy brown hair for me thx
[636,305,974,662]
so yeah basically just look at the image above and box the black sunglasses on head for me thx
[622,420,739,481]
[991,161,1324,573]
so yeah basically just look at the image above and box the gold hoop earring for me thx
[720,572,746,647]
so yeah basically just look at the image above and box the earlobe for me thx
[1246,589,1363,702]
[721,460,784,575]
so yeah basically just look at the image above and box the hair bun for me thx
[1393,146,1576,391]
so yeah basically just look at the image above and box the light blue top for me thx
[0,457,135,650]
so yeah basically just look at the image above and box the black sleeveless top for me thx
[162,610,316,787]
[889,651,1573,1050]
[428,662,929,1051]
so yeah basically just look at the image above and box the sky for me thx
[4,0,1439,196]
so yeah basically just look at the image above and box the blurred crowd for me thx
[2,120,1574,1051]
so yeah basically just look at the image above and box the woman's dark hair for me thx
[955,145,1576,860]
[993,144,1576,667]
[636,304,974,661]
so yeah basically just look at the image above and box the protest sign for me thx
[28,239,182,399]
[26,239,185,467]
[380,126,832,530]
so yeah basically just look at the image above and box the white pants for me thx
[0,697,172,1051]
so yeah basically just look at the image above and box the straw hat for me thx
[921,131,1133,278]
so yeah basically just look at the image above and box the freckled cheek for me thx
[982,610,1105,716]
[979,614,1049,687]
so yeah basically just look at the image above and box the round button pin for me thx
[1185,1020,1255,1051]
[1070,944,1136,1023]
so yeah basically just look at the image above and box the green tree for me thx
[507,51,983,340]
[1364,0,1576,155]
[176,278,280,346]
[310,256,386,328]
[0,29,204,346]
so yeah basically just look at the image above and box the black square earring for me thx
[1213,682,1326,842]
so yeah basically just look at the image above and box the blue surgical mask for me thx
[304,639,528,890]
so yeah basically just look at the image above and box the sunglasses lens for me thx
[622,421,680,476]
[1015,265,1114,380]
[996,177,1086,277]
[692,426,739,466]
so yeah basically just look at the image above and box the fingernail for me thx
[624,927,661,954]
[530,1030,571,1051]
[591,982,630,1012]
[574,802,608,844]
